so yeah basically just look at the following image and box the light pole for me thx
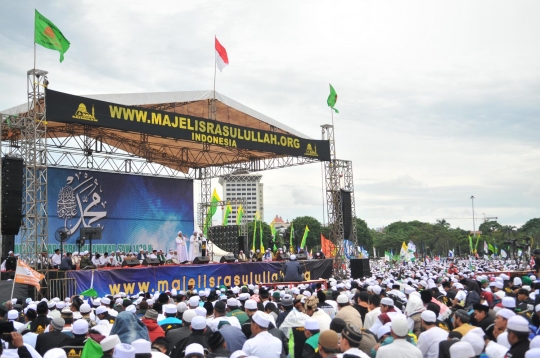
[470,196,476,237]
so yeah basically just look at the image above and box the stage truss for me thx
[1,69,357,275]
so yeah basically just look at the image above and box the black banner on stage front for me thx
[45,89,331,161]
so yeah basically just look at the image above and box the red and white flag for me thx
[215,37,229,72]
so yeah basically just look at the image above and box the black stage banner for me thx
[46,89,331,161]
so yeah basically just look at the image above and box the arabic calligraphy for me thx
[56,171,108,236]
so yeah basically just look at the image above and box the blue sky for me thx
[1,1,539,230]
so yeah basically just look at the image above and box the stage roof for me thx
[2,89,329,175]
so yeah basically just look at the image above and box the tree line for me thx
[244,217,540,257]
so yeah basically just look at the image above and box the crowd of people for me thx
[1,255,540,358]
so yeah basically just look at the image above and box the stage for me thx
[66,259,333,297]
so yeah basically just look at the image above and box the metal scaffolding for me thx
[321,124,357,278]
[0,69,49,267]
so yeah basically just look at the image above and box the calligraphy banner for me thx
[67,259,333,297]
[45,89,331,161]
[16,168,194,254]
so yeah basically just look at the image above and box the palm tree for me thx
[436,219,450,230]
[501,225,517,240]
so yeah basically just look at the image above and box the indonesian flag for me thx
[215,37,229,72]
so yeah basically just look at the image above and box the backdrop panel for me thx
[16,168,194,254]
[67,259,333,297]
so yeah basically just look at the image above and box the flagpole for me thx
[330,108,337,160]
[213,36,217,107]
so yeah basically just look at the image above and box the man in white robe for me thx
[176,231,189,263]
[189,231,201,261]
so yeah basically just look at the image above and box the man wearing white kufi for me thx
[189,231,201,262]
[175,231,189,263]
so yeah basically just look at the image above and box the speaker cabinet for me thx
[350,259,371,278]
[1,157,23,235]
[1,235,15,259]
[220,254,236,263]
[238,235,248,253]
[193,256,210,265]
[341,190,352,240]
[142,258,160,266]
[121,258,140,267]
[295,253,308,261]
[275,253,287,261]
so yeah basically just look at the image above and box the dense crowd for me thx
[0,256,539,358]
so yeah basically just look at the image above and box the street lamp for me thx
[470,196,476,238]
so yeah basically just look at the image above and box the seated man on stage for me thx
[149,250,158,259]
[255,249,264,262]
[114,250,123,264]
[157,249,166,264]
[92,253,104,268]
[237,250,247,262]
[71,252,81,269]
[263,249,273,262]
[274,248,285,261]
[80,251,96,269]
[282,254,305,282]
[137,249,147,263]
[248,250,256,262]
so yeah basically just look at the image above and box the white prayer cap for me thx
[177,302,188,313]
[485,342,511,358]
[502,297,516,308]
[513,277,522,286]
[526,349,540,358]
[185,343,205,357]
[188,296,200,307]
[72,319,89,335]
[420,310,436,323]
[381,297,394,306]
[245,299,257,310]
[377,324,391,339]
[336,295,349,304]
[461,332,484,356]
[183,310,197,323]
[101,334,121,352]
[227,298,238,307]
[95,306,108,315]
[495,308,515,320]
[101,297,111,305]
[178,231,182,236]
[494,282,503,289]
[230,351,248,358]
[449,342,475,358]
[191,316,206,330]
[164,304,177,314]
[125,305,136,313]
[43,348,67,358]
[304,318,319,330]
[507,315,529,332]
[56,302,65,309]
[372,286,382,295]
[131,339,151,354]
[252,311,271,328]
[194,307,206,317]
[530,336,540,350]
[7,310,18,320]
[404,286,415,295]
[112,343,135,358]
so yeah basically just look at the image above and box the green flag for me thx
[488,242,495,253]
[222,203,232,226]
[300,225,310,249]
[236,205,244,225]
[35,10,70,62]
[81,338,103,358]
[289,222,294,253]
[259,220,264,252]
[80,288,98,297]
[327,84,339,113]
[204,189,221,236]
[468,235,473,254]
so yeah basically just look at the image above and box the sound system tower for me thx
[238,235,248,253]
[341,190,352,240]
[1,157,24,236]
[350,259,371,278]
[121,258,140,267]
[142,258,160,266]
[209,225,240,253]
[220,254,236,263]
[193,256,210,265]
[295,253,308,261]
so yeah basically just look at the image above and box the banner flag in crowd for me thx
[252,213,257,251]
[300,225,310,249]
[384,251,391,261]
[289,222,294,253]
[236,205,244,226]
[501,249,507,258]
[488,241,495,253]
[448,250,454,258]
[35,10,70,62]
[321,234,335,258]
[203,188,220,236]
[215,37,229,72]
[14,260,44,291]
[400,241,408,260]
[222,203,232,226]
